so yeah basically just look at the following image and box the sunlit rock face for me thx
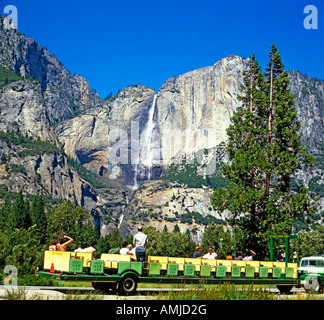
[55,56,248,186]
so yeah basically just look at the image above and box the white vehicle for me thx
[298,255,324,293]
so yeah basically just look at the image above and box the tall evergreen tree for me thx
[173,224,181,233]
[211,45,317,258]
[30,194,46,231]
[0,196,11,230]
[109,227,123,249]
[9,190,32,230]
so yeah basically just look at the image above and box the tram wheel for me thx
[118,274,138,296]
[303,276,323,294]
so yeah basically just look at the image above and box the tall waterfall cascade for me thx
[132,94,157,188]
[118,214,124,229]
[144,94,157,180]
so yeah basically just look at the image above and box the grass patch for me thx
[156,283,276,300]
[3,287,28,300]
[67,156,107,189]
[0,130,61,157]
[64,291,103,300]
[161,160,229,189]
[52,280,93,288]
[0,66,24,89]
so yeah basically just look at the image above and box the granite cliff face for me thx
[55,84,157,186]
[154,55,246,179]
[0,16,323,239]
[0,78,110,222]
[0,19,118,228]
[55,56,247,184]
[288,71,324,152]
[119,180,227,243]
[0,16,101,124]
[53,55,324,238]
[157,55,246,148]
[55,56,324,186]
[0,80,55,142]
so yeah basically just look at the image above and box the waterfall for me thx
[143,94,157,180]
[131,94,157,188]
[118,214,124,229]
[133,164,139,188]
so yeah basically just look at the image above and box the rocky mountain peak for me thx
[0,14,101,124]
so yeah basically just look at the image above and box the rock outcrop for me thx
[0,15,101,124]
[288,70,324,153]
[0,80,55,143]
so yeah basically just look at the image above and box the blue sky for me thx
[1,0,323,99]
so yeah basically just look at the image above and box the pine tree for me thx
[173,224,181,233]
[0,196,11,230]
[96,234,111,256]
[211,45,317,258]
[109,227,123,248]
[30,194,46,233]
[9,190,32,230]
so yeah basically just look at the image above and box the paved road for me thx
[0,285,313,300]
[0,285,154,300]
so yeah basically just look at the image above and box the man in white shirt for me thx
[133,226,148,263]
[243,250,257,261]
[203,248,218,259]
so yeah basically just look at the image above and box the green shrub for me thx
[18,274,54,286]
[9,164,26,174]
[0,66,23,89]
[161,160,229,189]
[0,130,61,156]
[180,211,225,226]
[67,156,106,189]
[309,177,324,197]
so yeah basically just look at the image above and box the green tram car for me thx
[35,235,319,296]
